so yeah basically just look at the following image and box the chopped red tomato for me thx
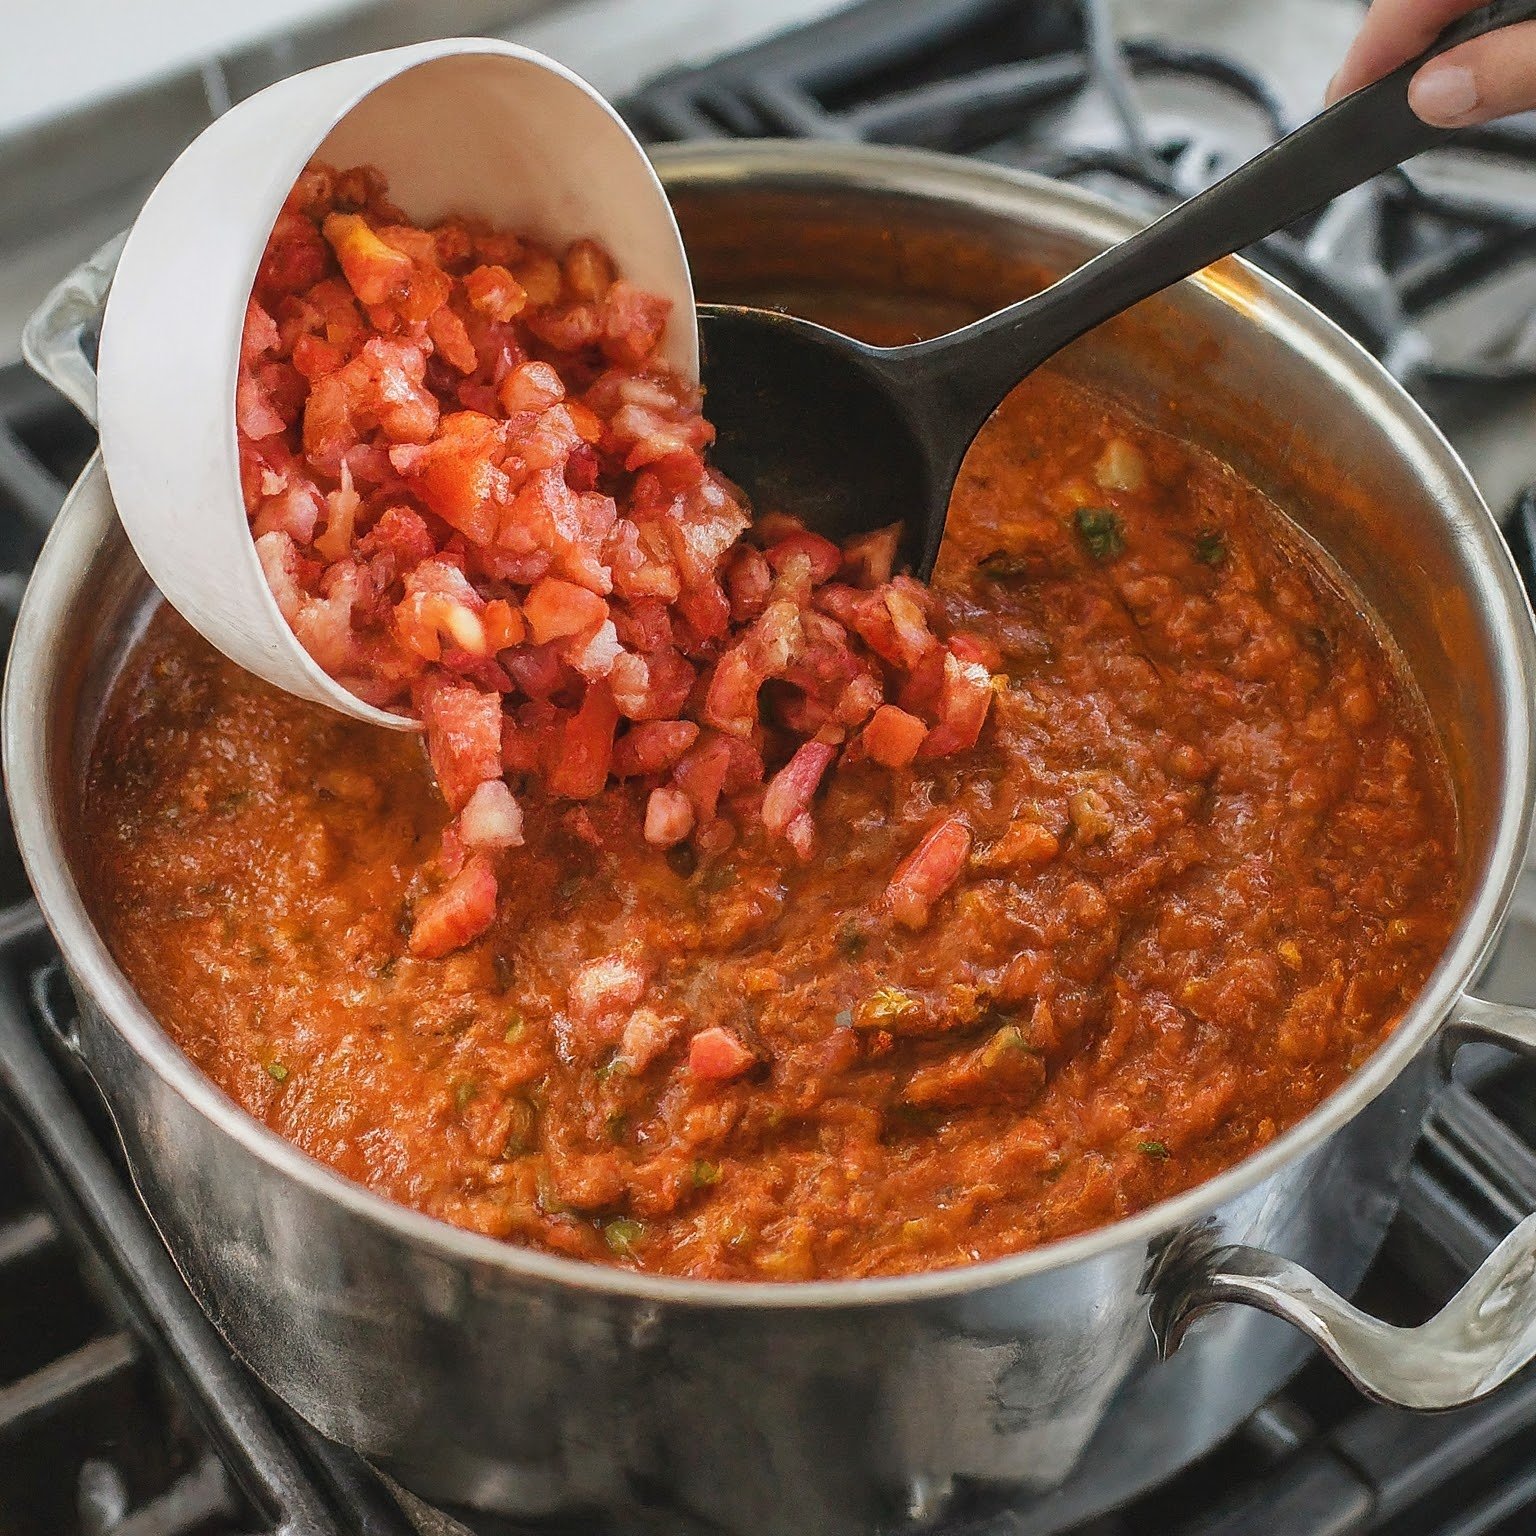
[455,779,524,851]
[548,681,619,800]
[886,815,973,930]
[418,682,502,812]
[688,1026,756,1082]
[465,264,528,323]
[643,786,695,848]
[765,530,841,584]
[387,412,505,544]
[524,577,608,643]
[672,734,733,823]
[240,162,996,955]
[612,720,698,777]
[568,955,648,1030]
[618,1008,680,1072]
[762,741,836,846]
[408,856,497,958]
[918,651,994,758]
[396,559,487,663]
[862,705,928,768]
[322,213,416,308]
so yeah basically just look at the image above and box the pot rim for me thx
[7,138,1534,1310]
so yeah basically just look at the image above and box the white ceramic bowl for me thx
[97,37,697,729]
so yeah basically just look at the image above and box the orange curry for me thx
[82,368,1460,1280]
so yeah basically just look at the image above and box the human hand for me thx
[1327,0,1536,125]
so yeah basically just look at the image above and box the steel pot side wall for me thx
[5,143,1533,1535]
[75,958,1431,1534]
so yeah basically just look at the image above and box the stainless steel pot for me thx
[9,141,1536,1536]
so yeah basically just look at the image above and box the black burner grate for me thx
[4,0,1536,1532]
[625,0,1536,391]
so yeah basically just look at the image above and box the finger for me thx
[1408,22,1536,123]
[1326,0,1481,102]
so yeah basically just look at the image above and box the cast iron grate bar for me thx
[77,1455,236,1536]
[0,420,63,546]
[0,364,95,558]
[0,1333,141,1438]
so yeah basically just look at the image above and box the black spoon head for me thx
[696,304,946,576]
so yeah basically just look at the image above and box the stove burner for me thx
[625,0,1536,392]
[4,0,1536,1532]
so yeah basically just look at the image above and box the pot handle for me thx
[1148,992,1536,1409]
[20,233,124,428]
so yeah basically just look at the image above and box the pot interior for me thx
[658,146,1527,901]
[22,147,1532,1258]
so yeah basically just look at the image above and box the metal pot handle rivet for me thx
[1149,992,1536,1409]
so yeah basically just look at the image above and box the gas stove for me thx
[6,1,1536,1533]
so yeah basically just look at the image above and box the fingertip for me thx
[1407,59,1481,125]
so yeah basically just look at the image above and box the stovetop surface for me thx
[7,1,1536,1532]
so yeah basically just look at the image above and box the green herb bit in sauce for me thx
[1073,507,1125,562]
[534,1164,567,1214]
[264,1061,289,1083]
[503,1099,537,1157]
[595,1054,630,1083]
[981,1025,1038,1068]
[504,1011,526,1044]
[603,1217,646,1257]
[1138,1139,1171,1159]
[692,1159,722,1188]
[862,985,920,1026]
[1194,530,1227,566]
[454,1079,478,1111]
[605,1110,628,1143]
[696,860,737,895]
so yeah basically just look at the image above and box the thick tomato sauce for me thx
[237,167,996,965]
[82,370,1460,1280]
